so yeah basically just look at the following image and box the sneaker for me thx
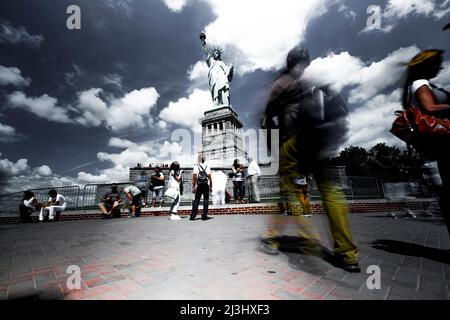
[301,214,312,217]
[260,238,280,255]
[170,214,181,221]
[335,262,361,273]
[404,210,417,219]
[322,253,362,273]
[128,214,136,218]
[282,211,291,216]
[386,212,398,219]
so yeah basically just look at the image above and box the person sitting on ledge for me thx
[39,189,66,222]
[123,184,142,218]
[99,183,123,219]
[19,190,41,223]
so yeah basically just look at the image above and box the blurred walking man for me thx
[261,46,360,273]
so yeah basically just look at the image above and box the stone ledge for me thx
[0,198,438,225]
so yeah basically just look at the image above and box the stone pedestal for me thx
[200,105,247,164]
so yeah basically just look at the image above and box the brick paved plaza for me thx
[0,212,449,300]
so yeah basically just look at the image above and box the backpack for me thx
[196,165,209,186]
[295,85,349,158]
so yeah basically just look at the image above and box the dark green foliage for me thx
[324,143,425,181]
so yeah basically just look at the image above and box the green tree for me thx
[324,143,425,181]
[330,146,369,176]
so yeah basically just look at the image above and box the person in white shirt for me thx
[190,155,212,221]
[123,185,142,218]
[39,190,66,222]
[247,157,262,203]
[211,170,228,205]
[19,190,41,223]
[167,161,183,220]
[402,49,450,236]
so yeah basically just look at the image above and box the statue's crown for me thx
[212,46,223,55]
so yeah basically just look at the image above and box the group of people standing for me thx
[163,155,263,221]
[96,155,263,221]
[231,157,262,204]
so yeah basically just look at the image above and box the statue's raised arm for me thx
[200,31,209,63]
[199,31,233,107]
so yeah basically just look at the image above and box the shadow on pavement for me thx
[365,215,445,224]
[273,235,333,276]
[7,290,65,300]
[371,239,450,264]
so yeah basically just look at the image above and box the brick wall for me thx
[0,199,436,225]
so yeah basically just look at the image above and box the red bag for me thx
[225,190,232,204]
[390,106,450,158]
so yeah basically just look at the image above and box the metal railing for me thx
[1,169,432,216]
[0,186,81,214]
[81,182,131,210]
[247,175,385,201]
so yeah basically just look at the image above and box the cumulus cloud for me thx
[188,61,209,82]
[163,0,190,12]
[0,153,70,193]
[7,91,72,123]
[74,88,109,127]
[195,0,330,73]
[106,87,160,130]
[384,0,450,20]
[0,65,31,87]
[158,120,168,129]
[303,46,420,103]
[78,137,188,184]
[0,19,44,48]
[0,133,195,192]
[103,136,183,162]
[0,155,30,177]
[434,61,450,87]
[302,46,438,149]
[363,0,450,33]
[33,165,53,176]
[6,86,159,130]
[159,88,212,132]
[76,166,129,185]
[343,90,405,149]
[0,122,19,143]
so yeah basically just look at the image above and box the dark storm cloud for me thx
[0,19,44,47]
[0,0,215,175]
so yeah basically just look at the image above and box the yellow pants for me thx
[268,137,359,264]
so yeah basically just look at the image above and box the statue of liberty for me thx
[200,31,234,107]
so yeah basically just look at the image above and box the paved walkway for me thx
[0,213,449,300]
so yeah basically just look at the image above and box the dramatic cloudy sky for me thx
[1,0,449,193]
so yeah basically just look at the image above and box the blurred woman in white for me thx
[166,161,183,220]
